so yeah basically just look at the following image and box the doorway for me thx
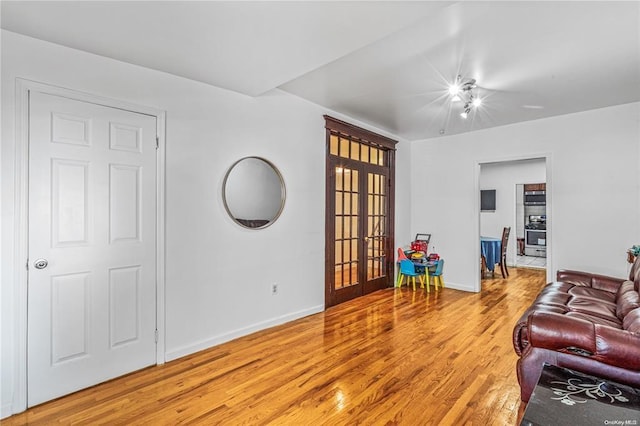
[15,81,166,408]
[324,116,397,307]
[478,157,550,286]
[515,183,547,270]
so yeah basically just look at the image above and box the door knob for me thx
[34,259,48,269]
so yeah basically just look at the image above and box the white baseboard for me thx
[165,304,324,362]
[441,281,475,292]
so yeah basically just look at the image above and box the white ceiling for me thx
[3,1,639,140]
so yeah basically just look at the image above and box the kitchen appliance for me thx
[524,190,546,206]
[525,215,546,257]
[525,215,546,228]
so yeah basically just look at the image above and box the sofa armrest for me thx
[513,315,530,356]
[556,269,625,293]
[528,311,596,353]
[527,311,640,370]
[595,326,640,370]
[513,305,567,356]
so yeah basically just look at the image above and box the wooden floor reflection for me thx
[4,268,546,425]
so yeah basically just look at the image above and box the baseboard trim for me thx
[165,304,325,362]
[442,282,475,293]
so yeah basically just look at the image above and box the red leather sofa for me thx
[513,255,640,402]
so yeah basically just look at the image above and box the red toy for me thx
[410,233,431,253]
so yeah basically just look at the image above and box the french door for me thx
[324,116,397,308]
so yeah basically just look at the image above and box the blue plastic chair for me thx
[397,259,424,291]
[427,259,445,291]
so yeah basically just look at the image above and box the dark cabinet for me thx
[524,183,546,192]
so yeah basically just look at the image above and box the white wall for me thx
[394,140,413,249]
[480,159,546,265]
[411,102,640,292]
[0,31,410,417]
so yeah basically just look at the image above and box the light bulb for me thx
[472,97,482,107]
[449,83,461,98]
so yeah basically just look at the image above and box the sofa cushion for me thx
[616,289,640,320]
[630,256,640,282]
[534,291,572,307]
[631,256,640,290]
[616,281,640,320]
[568,286,616,304]
[616,280,635,299]
[567,297,618,321]
[565,311,622,329]
[543,282,574,293]
[528,304,569,316]
[623,308,640,333]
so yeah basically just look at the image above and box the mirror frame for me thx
[222,156,286,229]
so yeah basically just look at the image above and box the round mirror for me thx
[222,157,286,229]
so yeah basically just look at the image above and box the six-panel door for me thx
[27,92,158,406]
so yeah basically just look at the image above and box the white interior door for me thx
[27,91,157,406]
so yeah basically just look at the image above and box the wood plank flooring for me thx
[4,267,546,425]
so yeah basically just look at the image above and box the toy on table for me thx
[410,233,431,254]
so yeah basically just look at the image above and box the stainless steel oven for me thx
[525,229,546,257]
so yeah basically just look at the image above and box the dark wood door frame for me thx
[324,116,397,308]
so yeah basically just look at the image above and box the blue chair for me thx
[397,259,425,291]
[427,259,445,291]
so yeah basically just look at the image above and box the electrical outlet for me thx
[271,283,278,295]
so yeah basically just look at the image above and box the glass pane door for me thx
[364,170,388,293]
[334,166,359,290]
[326,159,391,306]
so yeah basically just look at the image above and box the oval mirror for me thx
[222,157,286,229]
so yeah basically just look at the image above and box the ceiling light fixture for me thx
[448,79,462,101]
[449,75,481,119]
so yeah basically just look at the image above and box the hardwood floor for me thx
[4,267,546,425]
